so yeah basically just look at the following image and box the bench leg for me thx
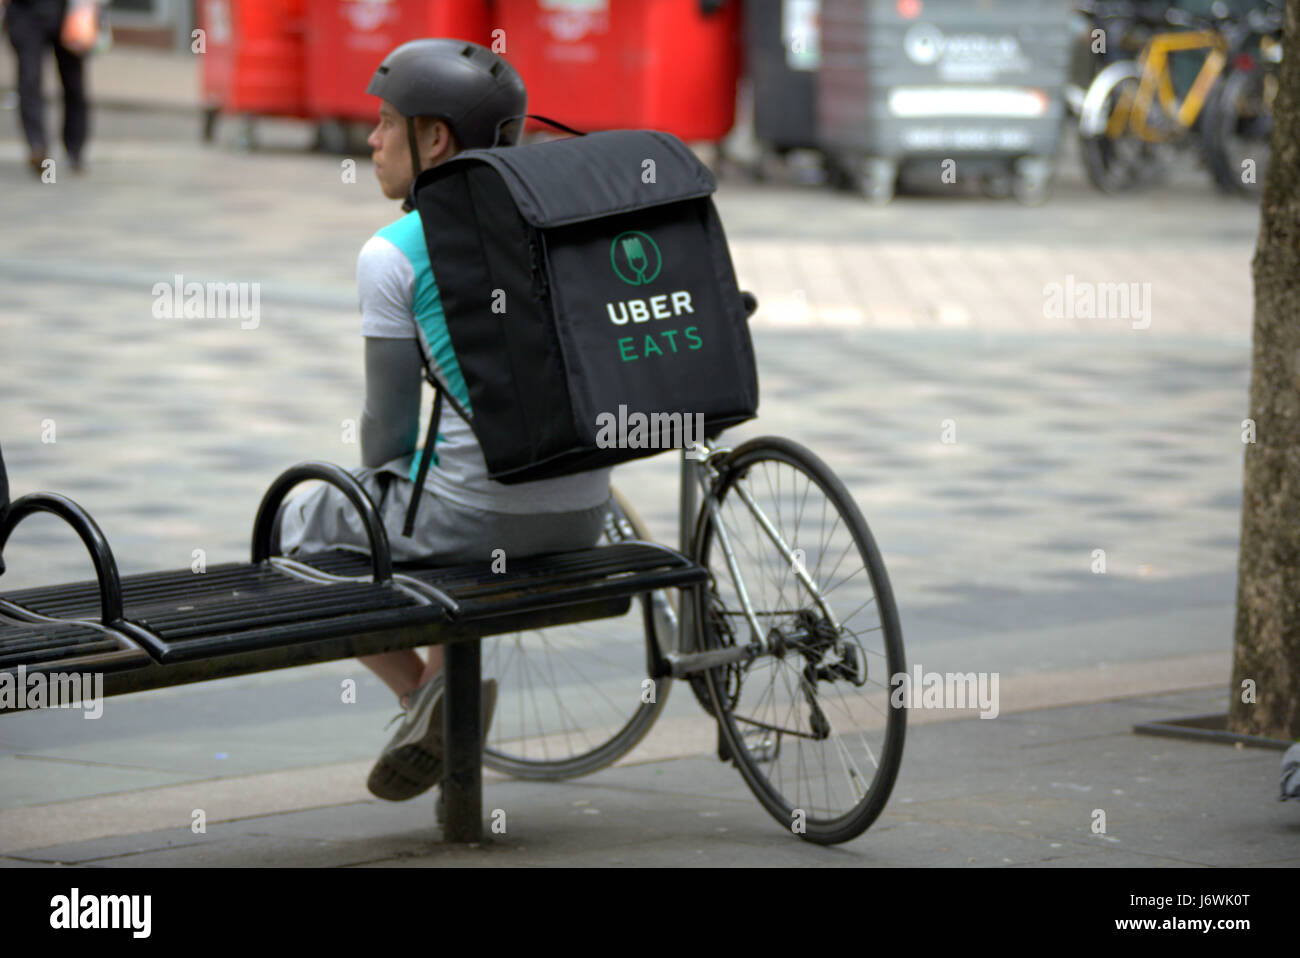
[441,638,482,843]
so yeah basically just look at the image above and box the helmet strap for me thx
[402,115,421,213]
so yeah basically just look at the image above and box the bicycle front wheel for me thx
[482,487,671,780]
[692,437,906,845]
[1078,62,1170,193]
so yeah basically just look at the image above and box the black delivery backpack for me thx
[409,128,759,486]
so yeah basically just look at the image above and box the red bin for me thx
[199,0,309,120]
[306,0,493,125]
[493,0,740,142]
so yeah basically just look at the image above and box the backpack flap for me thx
[457,129,718,227]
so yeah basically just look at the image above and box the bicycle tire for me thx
[692,437,906,845]
[1202,65,1274,198]
[1078,60,1170,193]
[481,487,671,780]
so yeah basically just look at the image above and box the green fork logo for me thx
[610,231,663,286]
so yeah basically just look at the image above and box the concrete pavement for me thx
[2,683,1294,867]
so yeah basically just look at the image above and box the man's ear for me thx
[418,118,459,167]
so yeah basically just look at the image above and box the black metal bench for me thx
[0,449,707,842]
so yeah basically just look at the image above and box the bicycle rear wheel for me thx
[482,487,671,780]
[1203,65,1275,197]
[692,437,906,844]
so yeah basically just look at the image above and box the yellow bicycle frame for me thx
[1107,29,1229,142]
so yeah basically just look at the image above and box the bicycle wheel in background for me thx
[692,437,906,845]
[1203,63,1276,197]
[1078,61,1172,192]
[482,487,671,780]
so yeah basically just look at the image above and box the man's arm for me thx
[356,233,424,469]
[360,336,424,470]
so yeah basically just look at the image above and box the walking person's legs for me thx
[6,1,56,172]
[52,36,87,169]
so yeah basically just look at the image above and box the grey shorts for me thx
[278,461,611,565]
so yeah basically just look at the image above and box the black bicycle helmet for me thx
[367,38,527,203]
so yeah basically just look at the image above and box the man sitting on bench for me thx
[278,40,613,803]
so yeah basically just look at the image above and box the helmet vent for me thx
[375,65,389,75]
[461,44,475,57]
[490,61,504,77]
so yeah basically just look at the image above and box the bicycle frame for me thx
[660,442,845,679]
[1111,29,1228,141]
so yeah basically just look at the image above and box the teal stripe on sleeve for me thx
[373,211,473,483]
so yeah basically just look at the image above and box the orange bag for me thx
[60,1,99,56]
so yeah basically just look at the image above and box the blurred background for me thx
[8,0,1278,201]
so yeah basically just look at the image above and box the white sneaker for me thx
[368,676,498,802]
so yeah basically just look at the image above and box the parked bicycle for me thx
[479,433,907,845]
[1076,1,1279,193]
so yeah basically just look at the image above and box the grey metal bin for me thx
[746,0,821,161]
[816,0,1074,202]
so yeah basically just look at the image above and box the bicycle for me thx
[1077,2,1241,192]
[1200,2,1283,197]
[477,339,908,844]
[1067,0,1169,117]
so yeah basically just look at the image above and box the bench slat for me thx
[2,560,442,667]
[6,563,304,620]
[0,625,118,666]
[139,603,449,664]
[0,617,153,675]
[0,543,707,677]
[138,585,413,640]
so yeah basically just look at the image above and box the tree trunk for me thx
[1230,0,1300,740]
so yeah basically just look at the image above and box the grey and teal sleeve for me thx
[360,336,424,470]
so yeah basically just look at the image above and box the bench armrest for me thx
[0,492,126,625]
[251,461,393,583]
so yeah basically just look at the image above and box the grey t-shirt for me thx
[357,230,611,515]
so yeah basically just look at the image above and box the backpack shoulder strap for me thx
[401,388,443,538]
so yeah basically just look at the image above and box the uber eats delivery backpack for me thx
[406,127,759,500]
